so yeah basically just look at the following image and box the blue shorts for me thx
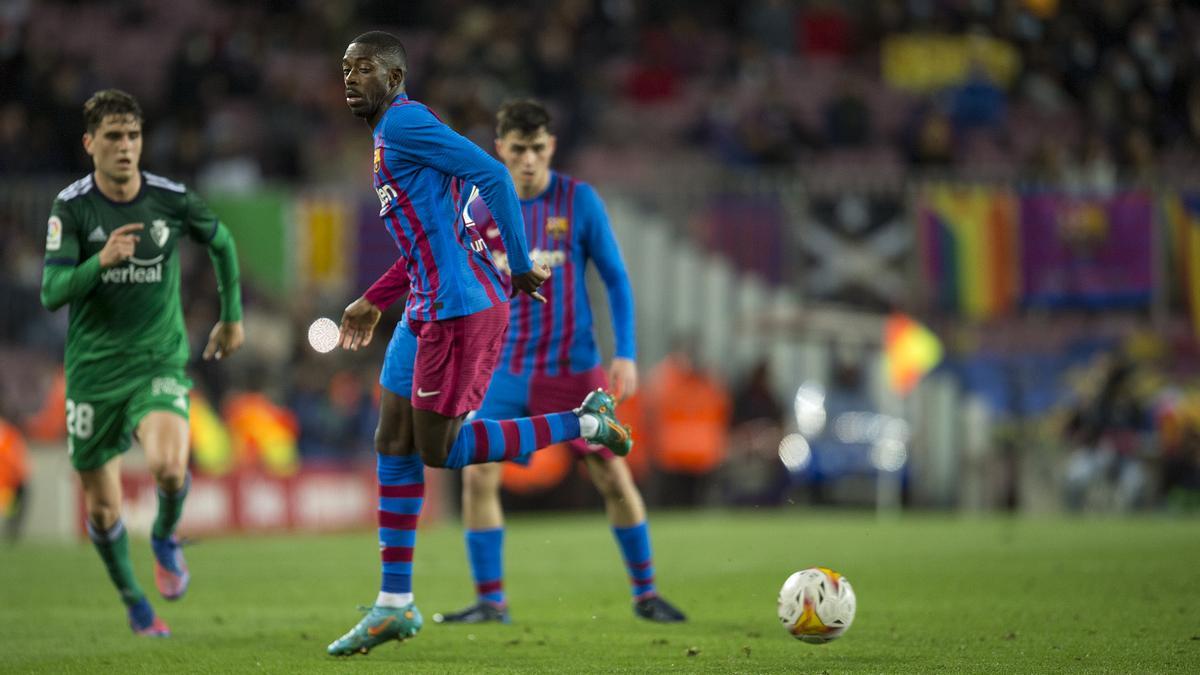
[380,318,418,400]
[472,365,613,463]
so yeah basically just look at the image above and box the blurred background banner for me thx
[1019,191,1154,309]
[882,33,1021,93]
[917,184,1019,320]
[205,191,291,296]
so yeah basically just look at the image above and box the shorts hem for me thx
[71,446,130,473]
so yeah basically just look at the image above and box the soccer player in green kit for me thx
[40,89,244,636]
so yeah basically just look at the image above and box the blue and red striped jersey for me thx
[372,93,533,322]
[474,171,636,376]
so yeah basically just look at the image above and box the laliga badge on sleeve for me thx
[46,216,63,251]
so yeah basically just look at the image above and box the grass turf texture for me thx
[1,512,1198,674]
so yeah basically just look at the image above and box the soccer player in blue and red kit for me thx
[327,32,633,656]
[433,100,685,625]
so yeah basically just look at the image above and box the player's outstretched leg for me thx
[151,473,191,600]
[328,453,425,656]
[439,389,631,469]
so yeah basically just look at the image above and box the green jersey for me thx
[41,172,242,401]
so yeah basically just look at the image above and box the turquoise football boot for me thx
[576,389,633,457]
[327,604,423,656]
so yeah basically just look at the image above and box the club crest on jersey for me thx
[150,219,170,248]
[374,146,382,174]
[546,216,570,239]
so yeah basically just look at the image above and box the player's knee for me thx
[374,427,413,456]
[463,464,501,497]
[153,464,187,493]
[592,462,633,503]
[86,501,120,531]
[418,446,451,467]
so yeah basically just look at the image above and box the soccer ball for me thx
[777,567,856,643]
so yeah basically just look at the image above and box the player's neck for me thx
[516,172,551,200]
[93,170,142,203]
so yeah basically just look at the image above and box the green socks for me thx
[151,473,189,540]
[87,519,144,606]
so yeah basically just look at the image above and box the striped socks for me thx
[376,454,424,607]
[443,413,581,468]
[613,522,657,600]
[466,528,506,607]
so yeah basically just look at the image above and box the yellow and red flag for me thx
[884,313,943,395]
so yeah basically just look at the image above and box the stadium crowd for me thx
[2,0,1200,515]
[3,0,1200,187]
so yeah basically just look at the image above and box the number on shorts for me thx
[66,399,94,440]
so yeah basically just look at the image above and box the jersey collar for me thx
[90,171,147,207]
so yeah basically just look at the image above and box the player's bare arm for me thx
[97,223,143,268]
[339,296,382,351]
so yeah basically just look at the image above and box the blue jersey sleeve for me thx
[579,184,636,361]
[386,105,532,274]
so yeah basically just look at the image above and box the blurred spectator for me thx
[1062,354,1152,512]
[642,339,731,507]
[223,377,300,477]
[0,407,29,543]
[721,358,788,506]
[823,79,872,149]
[907,107,955,167]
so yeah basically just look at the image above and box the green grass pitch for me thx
[1,512,1198,673]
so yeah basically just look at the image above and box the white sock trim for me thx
[579,413,600,440]
[375,591,413,608]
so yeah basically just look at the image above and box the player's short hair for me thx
[83,89,143,133]
[351,31,408,72]
[496,99,552,138]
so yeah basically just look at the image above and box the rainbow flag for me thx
[883,313,943,395]
[1164,192,1200,338]
[919,185,1020,319]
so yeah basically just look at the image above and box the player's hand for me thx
[608,357,639,401]
[203,320,244,361]
[339,296,382,350]
[510,263,550,304]
[98,223,143,268]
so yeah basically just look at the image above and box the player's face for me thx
[496,128,556,193]
[83,115,141,184]
[342,43,399,120]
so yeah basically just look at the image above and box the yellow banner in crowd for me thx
[883,34,1020,92]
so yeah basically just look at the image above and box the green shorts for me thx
[65,371,192,472]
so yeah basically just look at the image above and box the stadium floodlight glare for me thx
[778,433,812,471]
[870,438,907,472]
[793,381,827,437]
[307,317,339,354]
